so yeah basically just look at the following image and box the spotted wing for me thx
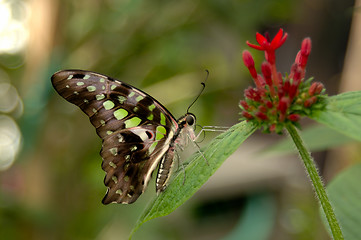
[51,70,178,204]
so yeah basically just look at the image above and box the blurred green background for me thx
[0,0,358,239]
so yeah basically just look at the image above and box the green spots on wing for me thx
[83,75,91,79]
[111,85,117,90]
[116,189,122,195]
[99,78,105,83]
[114,108,128,120]
[124,163,130,171]
[76,81,84,86]
[128,92,135,98]
[124,175,129,182]
[157,126,167,135]
[109,148,118,156]
[103,100,115,110]
[117,133,124,142]
[96,94,105,100]
[136,95,144,102]
[106,130,113,135]
[109,161,117,168]
[149,142,158,154]
[148,104,156,111]
[100,120,106,126]
[124,117,142,128]
[118,95,127,104]
[160,113,166,125]
[67,75,73,80]
[147,113,154,121]
[112,176,118,184]
[87,86,96,92]
[156,126,167,140]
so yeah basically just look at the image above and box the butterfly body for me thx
[51,70,196,204]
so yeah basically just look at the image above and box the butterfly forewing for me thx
[51,70,178,204]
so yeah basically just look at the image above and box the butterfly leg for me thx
[195,126,229,140]
[173,151,186,185]
[188,133,209,165]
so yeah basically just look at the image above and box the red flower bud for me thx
[242,111,254,119]
[244,87,262,102]
[315,82,324,95]
[288,114,300,122]
[277,97,290,114]
[289,83,298,100]
[261,61,273,86]
[296,38,312,69]
[290,63,302,84]
[266,101,273,108]
[240,100,249,110]
[309,82,317,96]
[255,111,268,120]
[242,51,257,79]
[258,105,267,113]
[277,72,283,84]
[301,38,312,56]
[278,87,285,99]
[295,51,301,65]
[309,82,324,96]
[256,75,266,89]
[304,96,317,107]
[283,80,290,93]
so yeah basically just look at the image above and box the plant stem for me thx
[285,124,344,240]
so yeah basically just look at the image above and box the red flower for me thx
[246,29,288,64]
[240,29,326,134]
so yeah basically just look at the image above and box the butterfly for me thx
[51,70,199,204]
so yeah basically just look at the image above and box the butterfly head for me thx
[178,113,196,129]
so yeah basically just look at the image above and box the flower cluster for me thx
[240,29,326,133]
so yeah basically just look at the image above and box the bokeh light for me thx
[0,0,29,54]
[0,115,21,170]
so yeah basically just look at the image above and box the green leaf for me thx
[263,124,355,154]
[325,163,361,240]
[311,91,361,142]
[130,121,257,238]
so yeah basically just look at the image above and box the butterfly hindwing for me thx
[51,70,178,204]
[101,125,173,204]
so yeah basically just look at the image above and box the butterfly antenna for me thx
[186,70,209,113]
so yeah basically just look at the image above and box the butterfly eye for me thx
[186,115,195,126]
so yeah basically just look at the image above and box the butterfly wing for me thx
[51,70,178,204]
